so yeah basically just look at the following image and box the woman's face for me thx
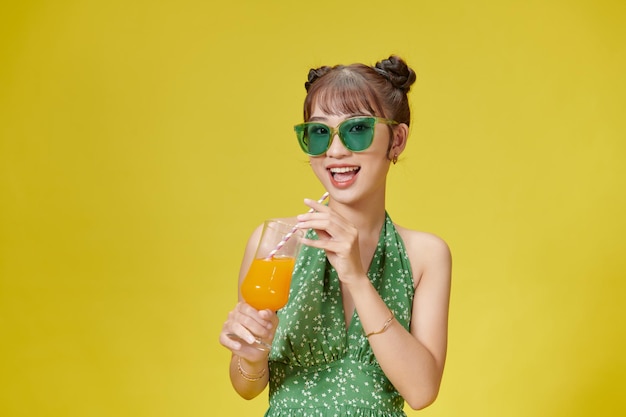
[307,103,394,205]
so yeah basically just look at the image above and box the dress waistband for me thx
[269,359,404,413]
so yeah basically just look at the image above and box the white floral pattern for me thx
[265,214,415,417]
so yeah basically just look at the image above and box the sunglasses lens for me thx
[295,123,331,156]
[338,117,376,152]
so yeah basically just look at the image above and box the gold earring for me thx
[392,154,398,164]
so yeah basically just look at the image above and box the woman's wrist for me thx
[237,356,267,382]
[238,356,267,374]
[343,272,374,294]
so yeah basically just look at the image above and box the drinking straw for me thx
[265,191,329,259]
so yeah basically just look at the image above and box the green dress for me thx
[265,213,415,417]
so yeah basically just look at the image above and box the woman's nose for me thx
[325,132,350,157]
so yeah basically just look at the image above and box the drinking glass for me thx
[229,219,304,350]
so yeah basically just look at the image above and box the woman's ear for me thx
[389,123,409,159]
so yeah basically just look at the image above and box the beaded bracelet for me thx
[237,356,267,382]
[365,309,395,337]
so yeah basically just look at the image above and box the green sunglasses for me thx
[294,116,398,156]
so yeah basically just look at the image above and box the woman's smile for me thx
[328,165,360,187]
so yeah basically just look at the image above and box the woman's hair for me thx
[303,55,416,125]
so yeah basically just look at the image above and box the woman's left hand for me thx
[296,198,367,285]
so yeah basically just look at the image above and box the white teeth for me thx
[329,167,359,173]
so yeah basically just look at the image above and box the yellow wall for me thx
[1,1,624,416]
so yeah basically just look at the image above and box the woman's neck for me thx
[328,197,387,239]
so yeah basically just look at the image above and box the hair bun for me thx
[374,55,416,93]
[305,66,332,91]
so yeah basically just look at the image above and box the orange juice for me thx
[241,256,296,311]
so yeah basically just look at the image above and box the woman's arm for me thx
[349,230,451,409]
[219,224,276,399]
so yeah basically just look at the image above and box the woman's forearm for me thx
[229,354,270,400]
[349,279,445,409]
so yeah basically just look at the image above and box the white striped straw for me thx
[265,191,329,260]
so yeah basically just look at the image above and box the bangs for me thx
[304,69,385,120]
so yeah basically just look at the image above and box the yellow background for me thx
[1,1,625,416]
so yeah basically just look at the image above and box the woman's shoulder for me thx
[394,224,450,255]
[393,223,452,287]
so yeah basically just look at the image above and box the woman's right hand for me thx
[219,302,278,362]
[296,198,367,286]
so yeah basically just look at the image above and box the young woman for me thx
[219,55,452,416]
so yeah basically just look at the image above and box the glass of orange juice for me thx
[241,219,304,311]
[228,220,303,351]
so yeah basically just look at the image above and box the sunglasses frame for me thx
[294,116,398,156]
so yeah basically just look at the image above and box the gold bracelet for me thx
[237,356,267,382]
[365,309,395,337]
